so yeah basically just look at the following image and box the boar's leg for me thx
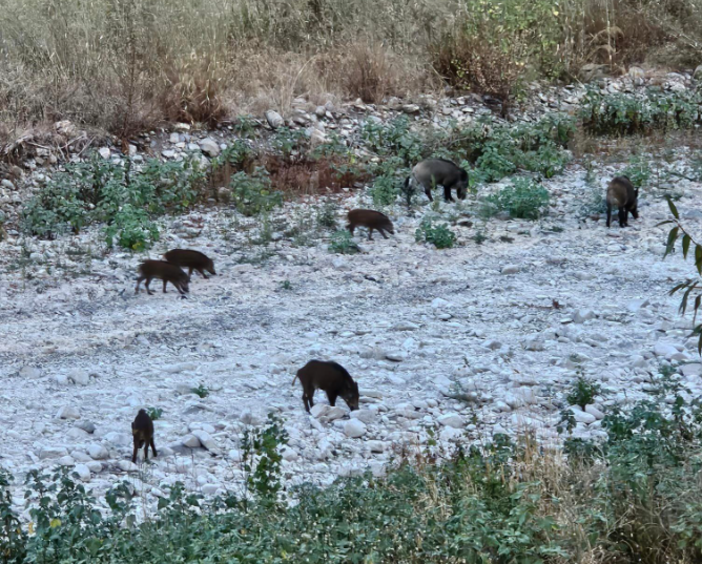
[348,223,356,236]
[150,438,158,458]
[326,390,338,406]
[303,391,313,412]
[143,441,150,461]
[618,207,627,228]
[187,267,194,281]
[443,185,455,202]
[424,184,433,202]
[145,277,155,295]
[135,276,145,294]
[379,228,389,240]
[131,441,139,464]
[367,228,374,241]
[197,268,208,279]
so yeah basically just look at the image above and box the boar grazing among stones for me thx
[131,409,157,464]
[606,175,639,228]
[292,360,360,413]
[164,249,216,281]
[135,260,189,296]
[347,209,395,240]
[405,158,469,202]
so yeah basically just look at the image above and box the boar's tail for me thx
[291,374,298,385]
[402,176,411,193]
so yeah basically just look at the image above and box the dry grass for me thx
[0,0,701,141]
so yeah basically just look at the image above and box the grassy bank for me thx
[1,0,701,138]
[3,383,702,563]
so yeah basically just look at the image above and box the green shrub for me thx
[146,407,164,421]
[368,174,399,206]
[622,153,652,188]
[415,218,456,249]
[314,200,339,230]
[329,230,360,254]
[566,374,602,410]
[360,116,424,167]
[484,178,550,220]
[21,153,205,250]
[190,384,209,398]
[229,168,283,217]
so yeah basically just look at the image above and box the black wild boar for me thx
[347,209,395,241]
[606,175,639,228]
[135,260,189,296]
[292,360,360,413]
[131,409,157,464]
[404,158,469,202]
[164,249,216,281]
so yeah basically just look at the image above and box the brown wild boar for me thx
[292,360,360,413]
[347,209,395,241]
[164,249,216,281]
[606,175,639,228]
[131,409,157,464]
[404,158,469,202]
[135,260,189,296]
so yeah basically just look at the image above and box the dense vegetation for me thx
[3,380,702,563]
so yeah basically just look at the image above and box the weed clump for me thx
[483,178,550,220]
[415,218,456,249]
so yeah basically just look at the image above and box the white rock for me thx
[437,413,464,428]
[228,449,242,462]
[681,363,702,377]
[654,342,680,358]
[353,409,376,424]
[118,461,139,472]
[192,430,216,450]
[38,446,69,460]
[265,110,284,129]
[57,405,80,419]
[367,440,386,453]
[584,404,605,420]
[88,445,109,460]
[19,366,41,378]
[570,406,597,425]
[73,464,91,481]
[501,265,520,275]
[325,406,347,420]
[182,435,202,448]
[282,447,299,461]
[98,147,111,159]
[86,461,103,473]
[573,309,596,324]
[58,455,75,466]
[169,133,180,144]
[68,369,90,386]
[344,419,367,438]
[310,404,331,418]
[199,138,220,158]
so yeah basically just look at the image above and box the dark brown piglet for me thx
[347,209,395,241]
[164,249,216,281]
[131,409,157,464]
[135,260,189,296]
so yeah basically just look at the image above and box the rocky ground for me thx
[1,69,702,520]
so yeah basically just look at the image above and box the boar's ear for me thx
[460,170,468,181]
[635,188,639,197]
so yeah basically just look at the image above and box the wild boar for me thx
[131,409,157,464]
[404,158,469,202]
[292,360,360,413]
[163,249,216,281]
[135,260,189,296]
[347,209,395,241]
[606,175,639,228]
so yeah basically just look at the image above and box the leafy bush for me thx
[21,153,205,250]
[581,87,702,136]
[368,174,400,206]
[415,218,456,249]
[622,153,652,188]
[315,201,339,230]
[229,168,283,217]
[484,178,550,220]
[566,374,602,410]
[329,230,360,254]
[360,116,424,167]
[146,407,163,421]
[190,384,209,398]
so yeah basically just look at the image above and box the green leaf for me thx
[683,234,692,259]
[696,245,702,275]
[664,227,679,258]
[667,197,680,219]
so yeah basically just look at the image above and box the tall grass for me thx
[0,0,701,137]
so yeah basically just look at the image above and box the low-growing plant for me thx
[415,218,456,249]
[146,407,164,421]
[229,168,283,217]
[566,374,602,410]
[329,230,360,254]
[472,230,488,245]
[314,200,339,230]
[190,384,209,398]
[280,280,293,291]
[368,174,399,206]
[483,178,550,220]
[21,152,205,250]
[622,153,652,188]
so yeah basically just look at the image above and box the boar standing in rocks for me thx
[606,175,639,228]
[164,249,216,281]
[347,209,395,241]
[135,260,189,296]
[131,409,157,464]
[404,158,469,203]
[292,360,360,413]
